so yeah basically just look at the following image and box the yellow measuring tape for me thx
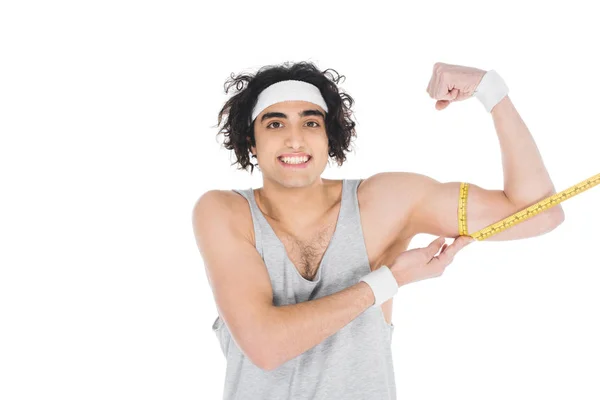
[459,173,600,241]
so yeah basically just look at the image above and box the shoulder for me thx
[194,189,249,209]
[192,189,255,243]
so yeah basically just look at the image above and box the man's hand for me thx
[426,62,487,110]
[389,236,475,287]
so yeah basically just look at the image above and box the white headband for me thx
[249,80,328,126]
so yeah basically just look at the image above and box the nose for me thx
[284,126,306,149]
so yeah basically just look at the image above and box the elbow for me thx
[243,343,274,372]
[245,315,279,372]
[252,345,277,372]
[253,349,280,373]
[550,205,565,226]
[252,356,274,372]
[257,327,287,372]
[542,206,564,235]
[254,333,281,372]
[258,358,278,372]
[241,337,270,371]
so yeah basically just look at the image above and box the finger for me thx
[438,236,472,262]
[438,244,455,261]
[426,75,435,98]
[424,237,445,262]
[429,236,445,246]
[432,243,448,260]
[446,236,473,257]
[434,70,445,99]
[439,87,459,101]
[428,251,451,268]
[460,235,475,245]
[428,237,446,255]
[454,235,474,244]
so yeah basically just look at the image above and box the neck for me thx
[255,178,337,228]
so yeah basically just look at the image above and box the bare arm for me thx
[265,281,375,371]
[192,190,377,372]
[266,234,472,370]
[492,96,563,214]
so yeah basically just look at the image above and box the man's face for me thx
[250,100,329,188]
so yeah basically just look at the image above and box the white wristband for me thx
[359,265,398,308]
[473,69,509,113]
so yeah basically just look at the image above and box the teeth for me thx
[281,156,309,164]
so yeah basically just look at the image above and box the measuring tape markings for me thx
[458,173,600,241]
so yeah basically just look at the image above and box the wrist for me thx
[474,70,510,113]
[359,266,399,308]
[357,281,376,306]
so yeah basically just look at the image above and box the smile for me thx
[278,156,312,168]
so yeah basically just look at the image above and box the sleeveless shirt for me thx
[211,178,397,399]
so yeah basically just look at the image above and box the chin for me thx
[281,177,312,187]
[265,174,312,189]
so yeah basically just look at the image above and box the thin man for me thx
[192,61,565,400]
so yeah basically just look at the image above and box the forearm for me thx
[491,95,564,217]
[263,281,375,370]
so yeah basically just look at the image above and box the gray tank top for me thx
[211,178,396,399]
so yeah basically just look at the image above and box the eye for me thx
[266,121,282,129]
[266,120,321,129]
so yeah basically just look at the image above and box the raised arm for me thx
[401,65,567,240]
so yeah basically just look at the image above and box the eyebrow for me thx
[260,109,326,124]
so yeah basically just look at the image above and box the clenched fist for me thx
[426,62,487,110]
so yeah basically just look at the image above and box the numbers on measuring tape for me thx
[458,173,600,241]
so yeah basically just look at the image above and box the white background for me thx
[1,1,599,399]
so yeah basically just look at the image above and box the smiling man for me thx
[192,61,565,399]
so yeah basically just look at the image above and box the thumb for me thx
[435,88,459,110]
[435,100,449,110]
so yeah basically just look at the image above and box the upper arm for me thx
[366,172,563,241]
[192,190,274,369]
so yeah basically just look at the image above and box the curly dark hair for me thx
[213,61,358,174]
